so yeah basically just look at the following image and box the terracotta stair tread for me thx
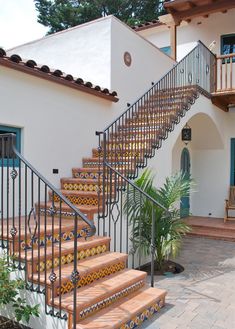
[61,178,100,184]
[56,190,100,197]
[72,167,132,174]
[52,268,147,312]
[103,137,155,145]
[20,236,111,262]
[76,286,166,329]
[0,215,76,240]
[188,229,235,241]
[39,201,99,217]
[31,251,128,285]
[110,130,163,138]
[185,219,235,231]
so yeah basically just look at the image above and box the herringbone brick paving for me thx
[142,237,235,329]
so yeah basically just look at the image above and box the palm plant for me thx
[124,169,193,270]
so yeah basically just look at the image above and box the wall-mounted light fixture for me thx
[181,123,191,145]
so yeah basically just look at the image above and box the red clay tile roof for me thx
[132,19,164,32]
[0,48,118,102]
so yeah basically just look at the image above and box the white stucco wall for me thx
[145,94,234,219]
[8,16,175,114]
[0,65,115,186]
[2,16,176,188]
[139,8,235,61]
[110,17,175,110]
[8,17,112,88]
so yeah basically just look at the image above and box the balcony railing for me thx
[216,53,235,92]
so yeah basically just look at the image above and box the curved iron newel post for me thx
[0,133,96,329]
[96,41,215,286]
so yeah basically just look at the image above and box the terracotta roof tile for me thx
[0,48,118,102]
[132,19,164,32]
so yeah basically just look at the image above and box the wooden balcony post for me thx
[170,23,177,61]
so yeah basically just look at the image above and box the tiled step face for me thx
[92,148,146,159]
[21,236,111,273]
[31,252,128,297]
[2,216,88,251]
[50,190,101,207]
[72,168,102,180]
[39,201,99,221]
[75,286,166,329]
[82,158,137,169]
[61,178,101,193]
[52,269,147,321]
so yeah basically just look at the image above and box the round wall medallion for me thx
[124,51,132,67]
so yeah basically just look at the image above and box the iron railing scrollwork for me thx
[96,41,216,286]
[0,133,96,329]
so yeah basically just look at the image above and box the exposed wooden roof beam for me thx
[165,0,235,23]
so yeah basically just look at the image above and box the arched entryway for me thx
[180,148,190,217]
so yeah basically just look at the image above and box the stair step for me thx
[49,190,102,207]
[31,251,128,296]
[125,115,175,124]
[103,138,155,147]
[2,216,83,251]
[61,178,101,192]
[118,123,172,132]
[149,93,192,101]
[52,269,147,321]
[38,201,99,220]
[92,147,147,158]
[188,228,235,242]
[20,236,111,272]
[72,167,135,179]
[82,157,138,169]
[72,168,102,180]
[75,286,166,329]
[119,120,172,130]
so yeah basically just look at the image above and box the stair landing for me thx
[185,216,235,242]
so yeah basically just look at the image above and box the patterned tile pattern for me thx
[73,171,102,180]
[53,194,98,206]
[37,244,108,272]
[120,299,164,329]
[63,182,100,192]
[20,228,88,250]
[79,280,145,320]
[93,149,142,158]
[57,261,126,295]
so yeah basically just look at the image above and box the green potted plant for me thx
[124,169,193,271]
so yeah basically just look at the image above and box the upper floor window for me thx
[0,125,21,167]
[221,34,235,57]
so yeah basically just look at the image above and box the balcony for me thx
[212,52,235,111]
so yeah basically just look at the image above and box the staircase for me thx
[0,41,216,329]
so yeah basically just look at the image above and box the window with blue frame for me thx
[0,125,21,167]
[160,46,171,56]
[221,34,235,62]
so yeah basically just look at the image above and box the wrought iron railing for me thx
[0,133,96,329]
[96,41,216,284]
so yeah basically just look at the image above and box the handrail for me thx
[217,52,235,59]
[10,135,96,235]
[104,161,170,216]
[100,41,215,134]
[96,41,216,273]
[0,133,96,328]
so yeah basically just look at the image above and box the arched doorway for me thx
[180,148,190,217]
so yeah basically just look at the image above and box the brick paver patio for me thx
[142,237,235,329]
